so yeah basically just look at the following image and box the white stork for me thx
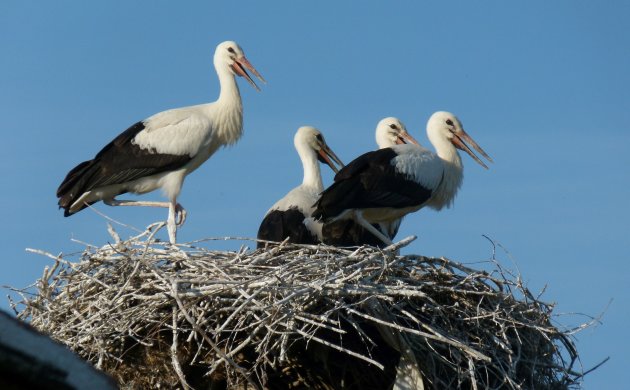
[257,126,344,248]
[321,117,420,247]
[313,111,492,246]
[56,40,265,244]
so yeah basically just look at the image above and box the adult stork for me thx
[257,126,344,248]
[313,111,492,246]
[321,117,420,247]
[56,40,265,244]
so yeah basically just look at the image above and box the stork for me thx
[321,117,420,247]
[257,126,344,248]
[56,40,265,244]
[313,111,492,246]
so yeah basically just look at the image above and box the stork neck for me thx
[437,143,462,169]
[205,65,244,146]
[375,131,394,149]
[432,142,464,209]
[216,67,242,106]
[300,149,323,191]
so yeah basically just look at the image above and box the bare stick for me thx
[14,223,596,389]
[171,306,191,390]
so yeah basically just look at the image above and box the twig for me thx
[171,306,191,390]
[13,224,597,389]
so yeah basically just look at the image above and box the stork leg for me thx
[103,198,186,244]
[103,198,187,226]
[353,210,394,246]
[167,201,177,244]
[105,199,171,208]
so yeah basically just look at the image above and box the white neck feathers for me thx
[297,143,323,191]
[430,140,464,210]
[209,65,244,146]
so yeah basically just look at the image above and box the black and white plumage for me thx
[257,126,344,248]
[56,40,265,243]
[313,111,492,246]
[321,117,420,247]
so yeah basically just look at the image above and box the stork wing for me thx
[84,121,194,189]
[57,117,200,206]
[257,208,319,248]
[314,148,434,220]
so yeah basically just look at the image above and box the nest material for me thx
[14,224,585,389]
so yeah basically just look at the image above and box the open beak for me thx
[317,141,345,174]
[396,130,421,145]
[232,56,266,91]
[451,130,493,169]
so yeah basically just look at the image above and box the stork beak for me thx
[232,56,266,91]
[451,130,493,169]
[396,130,421,145]
[317,141,345,174]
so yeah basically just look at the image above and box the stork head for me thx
[295,126,345,174]
[427,111,493,169]
[375,117,420,148]
[214,41,266,91]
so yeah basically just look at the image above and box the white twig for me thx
[14,224,592,389]
[171,306,191,390]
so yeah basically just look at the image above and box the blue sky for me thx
[1,1,628,387]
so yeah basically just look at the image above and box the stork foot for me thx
[174,203,187,226]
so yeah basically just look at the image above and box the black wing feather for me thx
[57,121,192,215]
[91,121,192,185]
[313,148,432,220]
[332,149,385,181]
[257,208,318,248]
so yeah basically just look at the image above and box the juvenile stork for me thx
[257,127,343,248]
[321,117,420,247]
[313,111,492,246]
[56,40,265,243]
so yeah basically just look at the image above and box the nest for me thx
[13,223,587,389]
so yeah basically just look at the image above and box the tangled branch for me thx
[13,224,588,389]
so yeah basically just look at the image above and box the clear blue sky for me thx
[1,1,628,387]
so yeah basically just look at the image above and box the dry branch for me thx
[13,224,588,389]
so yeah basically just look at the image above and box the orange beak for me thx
[396,130,421,145]
[232,56,266,91]
[317,141,345,174]
[451,130,493,169]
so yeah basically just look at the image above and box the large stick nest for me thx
[14,224,585,389]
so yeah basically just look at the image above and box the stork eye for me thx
[315,134,324,142]
[227,47,236,54]
[446,119,454,126]
[389,124,397,129]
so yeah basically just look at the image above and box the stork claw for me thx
[175,203,187,226]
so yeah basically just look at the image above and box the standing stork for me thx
[313,111,492,246]
[257,126,344,248]
[321,117,420,247]
[56,40,265,244]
